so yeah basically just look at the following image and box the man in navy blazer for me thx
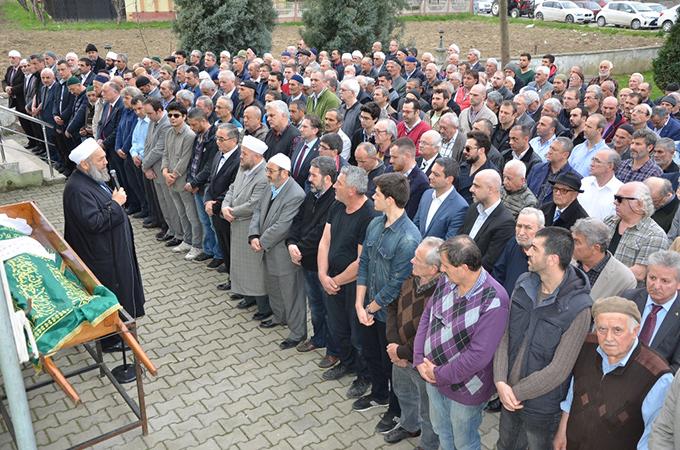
[387,137,429,219]
[97,82,124,159]
[651,106,680,141]
[290,115,321,189]
[413,157,468,239]
[37,69,59,162]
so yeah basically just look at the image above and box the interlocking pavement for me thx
[0,183,500,449]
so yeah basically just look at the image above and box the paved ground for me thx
[0,183,500,449]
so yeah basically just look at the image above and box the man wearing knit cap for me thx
[85,44,106,74]
[248,152,306,349]
[287,73,306,103]
[553,296,672,450]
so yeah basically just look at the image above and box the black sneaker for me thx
[375,410,400,434]
[322,364,352,381]
[351,394,387,412]
[384,425,420,443]
[207,258,224,269]
[193,252,212,262]
[347,377,371,399]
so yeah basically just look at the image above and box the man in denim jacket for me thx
[354,172,422,434]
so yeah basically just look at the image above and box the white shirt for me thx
[513,148,530,161]
[469,199,500,239]
[529,135,557,161]
[217,146,238,173]
[577,175,623,220]
[338,129,352,160]
[425,186,454,230]
[420,154,438,173]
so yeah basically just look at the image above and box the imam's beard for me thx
[86,164,111,183]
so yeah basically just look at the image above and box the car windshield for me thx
[584,1,599,7]
[561,1,579,8]
[633,3,653,11]
[647,4,664,11]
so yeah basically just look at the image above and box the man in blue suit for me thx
[413,157,468,239]
[387,137,429,219]
[651,106,680,141]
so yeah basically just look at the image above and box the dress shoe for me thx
[279,339,303,350]
[193,252,212,262]
[295,339,318,353]
[252,311,272,321]
[217,264,228,273]
[230,293,244,300]
[318,355,339,369]
[216,281,231,291]
[206,258,224,269]
[132,211,147,219]
[164,238,182,247]
[259,319,280,329]
[236,298,255,309]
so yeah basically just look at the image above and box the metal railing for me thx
[0,104,55,178]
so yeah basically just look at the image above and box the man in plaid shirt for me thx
[413,235,510,449]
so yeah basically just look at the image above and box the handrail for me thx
[0,104,53,129]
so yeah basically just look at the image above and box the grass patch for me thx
[1,1,172,30]
[614,71,663,99]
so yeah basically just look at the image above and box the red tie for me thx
[293,144,307,178]
[639,304,663,346]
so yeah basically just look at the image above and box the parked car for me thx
[573,0,602,15]
[659,4,679,32]
[491,0,534,17]
[535,0,595,22]
[476,0,494,13]
[646,3,666,13]
[596,1,661,29]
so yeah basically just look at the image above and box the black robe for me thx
[63,169,145,318]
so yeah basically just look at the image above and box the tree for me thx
[173,0,277,56]
[653,10,680,90]
[301,0,406,53]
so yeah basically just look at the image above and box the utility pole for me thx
[499,0,510,67]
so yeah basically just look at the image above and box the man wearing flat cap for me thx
[540,171,589,229]
[553,296,672,450]
[248,152,307,350]
[63,138,146,327]
[233,80,263,123]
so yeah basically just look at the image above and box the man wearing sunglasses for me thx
[604,182,669,283]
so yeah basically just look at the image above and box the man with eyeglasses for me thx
[540,172,588,230]
[604,182,669,282]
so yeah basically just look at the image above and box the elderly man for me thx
[415,130,442,176]
[307,70,340,126]
[601,96,626,143]
[355,142,386,197]
[388,137,429,219]
[249,153,306,349]
[605,182,669,282]
[438,112,465,161]
[243,105,268,142]
[528,137,579,206]
[502,160,538,219]
[494,207,545,297]
[553,296,671,450]
[221,135,268,313]
[645,177,680,233]
[572,218,637,299]
[653,137,679,174]
[577,148,622,221]
[383,237,444,447]
[494,227,592,450]
[413,157,468,239]
[414,236,510,450]
[527,66,553,100]
[63,139,145,333]
[650,106,680,143]
[619,251,680,376]
[264,100,301,160]
[459,84,498,135]
[324,108,352,160]
[459,169,515,272]
[616,129,663,183]
[286,156,338,364]
[541,172,589,229]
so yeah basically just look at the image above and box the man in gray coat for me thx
[142,98,181,244]
[222,135,269,318]
[249,153,306,350]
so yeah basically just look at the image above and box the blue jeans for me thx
[193,191,221,258]
[304,270,339,355]
[426,384,485,450]
[392,364,439,450]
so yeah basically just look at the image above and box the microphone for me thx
[110,169,121,190]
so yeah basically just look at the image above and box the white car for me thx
[659,4,679,32]
[596,1,661,29]
[534,0,595,22]
[476,0,493,13]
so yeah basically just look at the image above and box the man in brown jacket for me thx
[384,237,443,448]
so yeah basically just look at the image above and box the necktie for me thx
[103,103,112,124]
[217,154,227,173]
[553,209,561,222]
[9,67,16,84]
[293,144,307,177]
[421,160,428,171]
[639,304,663,345]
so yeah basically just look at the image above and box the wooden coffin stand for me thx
[0,201,158,449]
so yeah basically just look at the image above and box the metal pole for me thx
[41,124,54,179]
[0,285,38,450]
[0,131,6,164]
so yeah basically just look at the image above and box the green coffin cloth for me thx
[0,225,121,356]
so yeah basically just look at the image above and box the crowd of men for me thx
[5,38,680,449]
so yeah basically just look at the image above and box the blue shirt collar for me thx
[645,292,677,313]
[596,338,639,374]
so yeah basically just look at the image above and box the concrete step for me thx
[0,137,65,192]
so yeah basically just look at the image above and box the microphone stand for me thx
[109,170,136,384]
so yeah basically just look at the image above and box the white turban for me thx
[269,153,291,172]
[241,135,267,155]
[69,138,100,164]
